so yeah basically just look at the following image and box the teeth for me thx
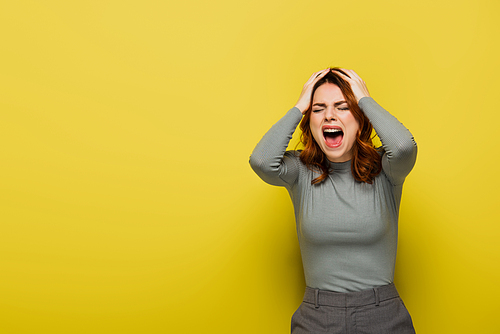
[323,128,342,133]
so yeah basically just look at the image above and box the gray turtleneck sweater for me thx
[249,97,417,292]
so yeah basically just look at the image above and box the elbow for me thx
[249,152,263,171]
[249,154,260,174]
[249,154,270,177]
[249,154,277,176]
[403,136,417,155]
[393,136,418,165]
[249,153,285,184]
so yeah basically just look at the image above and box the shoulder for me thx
[284,150,303,164]
[284,150,323,180]
[283,150,310,178]
[283,150,303,167]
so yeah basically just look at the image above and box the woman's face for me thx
[309,83,360,162]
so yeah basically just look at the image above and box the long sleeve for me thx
[358,97,417,186]
[249,107,303,187]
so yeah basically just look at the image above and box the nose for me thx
[324,107,337,121]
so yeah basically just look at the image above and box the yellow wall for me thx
[1,1,499,333]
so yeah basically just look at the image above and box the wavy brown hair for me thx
[299,68,382,185]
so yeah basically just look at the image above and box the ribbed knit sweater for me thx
[249,97,417,292]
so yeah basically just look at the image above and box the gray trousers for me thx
[291,283,416,334]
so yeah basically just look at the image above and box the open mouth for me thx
[323,128,344,148]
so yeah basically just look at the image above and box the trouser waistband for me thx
[303,283,400,308]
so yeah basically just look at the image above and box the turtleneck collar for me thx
[328,159,351,173]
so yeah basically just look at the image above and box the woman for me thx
[249,68,417,333]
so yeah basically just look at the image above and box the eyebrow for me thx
[312,101,348,107]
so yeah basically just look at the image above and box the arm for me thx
[335,68,417,185]
[359,97,417,185]
[249,107,303,187]
[249,69,331,187]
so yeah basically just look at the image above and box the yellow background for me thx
[1,0,499,333]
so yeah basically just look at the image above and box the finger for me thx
[345,69,362,81]
[312,68,330,82]
[306,68,329,84]
[341,69,364,83]
[306,71,322,83]
[332,68,352,80]
[313,68,329,78]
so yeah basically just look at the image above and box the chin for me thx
[323,146,353,163]
[327,155,350,163]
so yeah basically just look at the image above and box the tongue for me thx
[325,133,343,146]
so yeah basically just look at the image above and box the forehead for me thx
[313,83,345,102]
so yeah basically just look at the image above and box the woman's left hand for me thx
[335,69,371,103]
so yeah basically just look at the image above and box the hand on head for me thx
[294,68,330,114]
[331,68,371,103]
[295,68,371,114]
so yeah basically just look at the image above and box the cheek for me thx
[309,116,321,138]
[345,115,360,140]
[352,121,360,136]
[309,113,320,126]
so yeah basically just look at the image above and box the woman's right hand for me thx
[294,68,330,114]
